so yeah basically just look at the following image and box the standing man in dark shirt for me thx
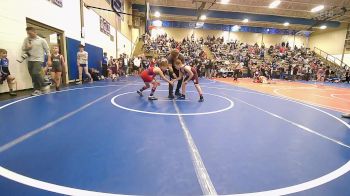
[101,52,108,77]
[292,66,299,81]
[167,49,185,99]
[342,70,350,118]
[325,66,330,81]
[288,64,293,80]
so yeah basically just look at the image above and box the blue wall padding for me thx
[66,37,103,80]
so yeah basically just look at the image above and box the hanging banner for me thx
[49,0,63,7]
[100,16,111,36]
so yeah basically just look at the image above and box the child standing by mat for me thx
[76,45,93,84]
[49,46,66,91]
[174,59,204,102]
[137,59,174,100]
[0,49,17,96]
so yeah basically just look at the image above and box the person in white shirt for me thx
[124,56,129,75]
[76,45,92,84]
[133,57,141,75]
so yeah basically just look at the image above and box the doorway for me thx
[26,18,68,85]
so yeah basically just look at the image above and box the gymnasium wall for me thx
[0,0,120,92]
[151,27,308,48]
[83,6,117,58]
[120,0,133,41]
[83,0,134,57]
[309,27,348,55]
[117,31,133,57]
[132,28,140,43]
[0,0,81,92]
[263,34,307,48]
[83,0,117,28]
[333,54,350,67]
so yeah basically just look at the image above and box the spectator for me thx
[49,46,66,91]
[76,45,93,84]
[21,27,51,96]
[107,56,114,78]
[133,56,141,75]
[101,52,108,77]
[292,65,298,81]
[0,49,17,96]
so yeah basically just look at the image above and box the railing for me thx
[131,36,139,56]
[314,47,348,68]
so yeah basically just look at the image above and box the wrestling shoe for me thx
[31,90,42,96]
[148,96,158,100]
[137,90,143,97]
[199,97,204,102]
[178,95,186,100]
[168,94,175,99]
[9,91,17,96]
[41,85,51,94]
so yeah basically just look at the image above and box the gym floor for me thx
[0,77,350,196]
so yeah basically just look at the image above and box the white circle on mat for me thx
[0,85,349,196]
[111,90,234,116]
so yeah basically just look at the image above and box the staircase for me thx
[132,38,144,57]
[314,47,348,68]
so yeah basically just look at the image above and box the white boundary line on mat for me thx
[173,100,217,195]
[0,84,350,196]
[203,85,350,196]
[111,90,234,116]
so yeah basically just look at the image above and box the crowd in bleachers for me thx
[105,33,350,84]
[2,28,349,99]
[204,35,350,83]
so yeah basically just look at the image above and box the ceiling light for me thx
[320,25,327,30]
[200,15,207,20]
[311,5,324,13]
[242,18,249,23]
[154,11,160,18]
[269,0,281,9]
[284,22,290,26]
[220,0,230,4]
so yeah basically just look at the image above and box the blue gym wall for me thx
[66,37,103,80]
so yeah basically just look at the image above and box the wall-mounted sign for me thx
[100,16,111,36]
[112,0,122,16]
[49,0,63,7]
[112,0,124,21]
